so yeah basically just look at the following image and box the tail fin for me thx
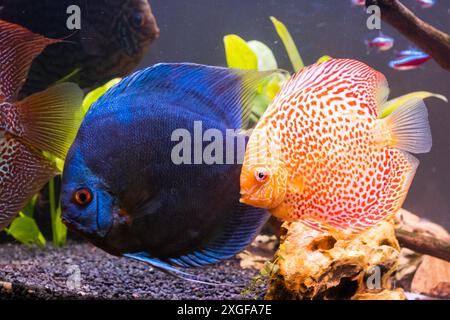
[0,19,60,101]
[12,83,84,159]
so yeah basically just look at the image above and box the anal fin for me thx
[0,136,57,230]
[124,252,242,287]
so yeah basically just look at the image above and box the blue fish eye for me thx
[132,12,144,28]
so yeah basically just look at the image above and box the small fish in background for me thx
[61,63,271,283]
[0,20,83,230]
[389,51,432,70]
[240,59,447,234]
[395,48,427,58]
[365,33,395,52]
[0,0,160,96]
[351,0,366,6]
[416,0,435,9]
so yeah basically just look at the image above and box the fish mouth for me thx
[239,191,263,208]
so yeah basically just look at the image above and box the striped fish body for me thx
[241,59,446,234]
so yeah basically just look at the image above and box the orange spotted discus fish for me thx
[240,58,447,234]
[0,20,83,230]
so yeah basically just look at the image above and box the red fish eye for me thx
[72,188,93,207]
[255,168,269,182]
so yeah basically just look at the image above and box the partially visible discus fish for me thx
[60,63,270,282]
[0,20,83,230]
[365,33,394,52]
[0,0,160,96]
[240,59,447,234]
[389,51,431,70]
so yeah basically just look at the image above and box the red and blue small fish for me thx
[416,0,435,9]
[365,33,395,52]
[351,0,366,6]
[389,51,432,70]
[395,48,427,58]
[0,20,83,230]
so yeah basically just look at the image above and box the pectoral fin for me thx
[11,83,84,159]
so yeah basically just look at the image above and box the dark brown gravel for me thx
[0,242,264,300]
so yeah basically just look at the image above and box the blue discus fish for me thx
[61,63,271,284]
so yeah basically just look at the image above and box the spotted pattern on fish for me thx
[0,135,57,229]
[242,59,420,233]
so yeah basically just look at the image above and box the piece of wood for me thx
[266,221,405,300]
[366,0,450,71]
[395,228,450,263]
[411,255,450,298]
[394,209,450,263]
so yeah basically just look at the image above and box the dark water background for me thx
[140,0,450,230]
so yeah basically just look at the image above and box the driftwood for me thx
[395,228,450,263]
[394,209,450,263]
[365,0,450,71]
[410,255,450,298]
[266,221,406,300]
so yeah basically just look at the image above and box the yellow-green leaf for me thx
[223,35,258,70]
[381,92,448,118]
[82,78,122,114]
[6,214,46,248]
[317,55,332,64]
[270,16,304,71]
[247,40,278,71]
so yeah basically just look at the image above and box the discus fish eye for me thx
[255,167,270,183]
[72,188,93,207]
[132,12,145,28]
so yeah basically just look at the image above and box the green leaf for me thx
[223,35,258,70]
[247,40,278,71]
[82,78,122,114]
[6,214,46,248]
[270,16,304,71]
[317,55,332,64]
[22,195,37,217]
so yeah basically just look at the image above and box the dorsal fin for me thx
[0,20,59,101]
[96,63,276,129]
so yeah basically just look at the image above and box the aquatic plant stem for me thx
[366,0,450,71]
[48,177,57,246]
